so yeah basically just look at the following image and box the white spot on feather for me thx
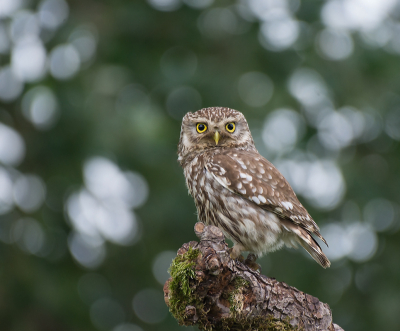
[258,195,266,203]
[237,182,242,189]
[246,175,252,181]
[240,173,247,178]
[252,196,261,204]
[281,201,293,210]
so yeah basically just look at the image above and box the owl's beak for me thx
[213,131,221,145]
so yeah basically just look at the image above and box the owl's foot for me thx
[245,253,261,273]
[229,244,245,260]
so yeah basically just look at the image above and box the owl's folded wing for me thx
[205,149,327,246]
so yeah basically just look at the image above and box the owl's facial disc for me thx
[178,108,257,163]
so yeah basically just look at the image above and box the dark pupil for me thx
[227,123,234,130]
[198,124,205,131]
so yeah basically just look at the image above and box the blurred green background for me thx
[1,0,400,330]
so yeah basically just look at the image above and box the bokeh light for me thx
[152,250,177,285]
[13,174,46,212]
[22,86,59,129]
[50,44,81,80]
[90,298,126,331]
[0,123,25,165]
[1,1,400,330]
[262,108,305,154]
[238,72,274,107]
[0,66,24,102]
[166,86,202,120]
[317,28,354,61]
[147,0,181,12]
[132,289,168,324]
[38,0,69,30]
[11,217,45,255]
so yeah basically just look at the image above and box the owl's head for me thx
[178,107,256,163]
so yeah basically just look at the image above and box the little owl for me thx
[178,107,330,268]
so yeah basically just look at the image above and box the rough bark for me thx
[163,222,344,331]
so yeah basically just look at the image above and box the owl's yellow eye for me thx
[226,122,235,133]
[196,123,207,133]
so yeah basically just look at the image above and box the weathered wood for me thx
[164,222,343,331]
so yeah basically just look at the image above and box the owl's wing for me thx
[205,149,327,246]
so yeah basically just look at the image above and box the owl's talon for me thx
[237,255,245,263]
[245,254,261,273]
[228,247,245,261]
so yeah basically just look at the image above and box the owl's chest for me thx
[184,156,224,220]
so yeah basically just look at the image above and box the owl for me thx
[178,107,330,268]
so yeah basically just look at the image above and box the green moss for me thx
[167,250,300,331]
[228,277,250,316]
[168,246,202,325]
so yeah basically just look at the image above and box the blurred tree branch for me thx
[163,222,344,331]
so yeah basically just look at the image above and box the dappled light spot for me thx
[238,72,274,107]
[385,108,400,141]
[259,17,299,51]
[38,0,69,30]
[198,7,242,37]
[78,273,112,305]
[0,66,24,102]
[321,223,353,261]
[160,46,197,81]
[10,10,40,42]
[147,0,181,12]
[50,43,80,80]
[66,157,148,267]
[68,25,97,63]
[22,86,59,130]
[364,199,395,232]
[166,86,202,120]
[262,108,305,155]
[0,123,25,166]
[132,288,168,324]
[152,250,177,285]
[317,28,354,61]
[90,298,126,331]
[11,38,47,82]
[11,217,45,255]
[84,157,148,209]
[0,167,14,215]
[347,223,378,262]
[68,232,106,269]
[321,0,397,31]
[113,324,144,331]
[288,68,329,109]
[0,0,23,17]
[183,0,214,9]
[13,174,46,213]
[277,155,345,210]
[321,222,378,263]
[0,23,10,53]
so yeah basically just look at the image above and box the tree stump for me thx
[163,222,343,331]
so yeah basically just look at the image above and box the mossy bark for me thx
[163,222,344,331]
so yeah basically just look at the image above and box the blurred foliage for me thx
[1,1,400,331]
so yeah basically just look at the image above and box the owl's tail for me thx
[281,219,331,268]
[298,235,331,269]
